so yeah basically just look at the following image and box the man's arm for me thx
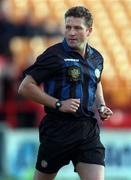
[95,81,106,107]
[18,75,80,113]
[96,81,113,120]
[18,75,58,108]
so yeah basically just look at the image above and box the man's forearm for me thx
[18,75,57,108]
[95,81,106,107]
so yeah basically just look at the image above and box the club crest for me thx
[67,66,81,82]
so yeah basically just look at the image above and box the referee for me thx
[18,6,113,180]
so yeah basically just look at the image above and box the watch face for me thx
[56,100,62,109]
[57,102,61,106]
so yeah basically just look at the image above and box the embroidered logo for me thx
[67,66,81,82]
[41,160,48,168]
[95,68,100,78]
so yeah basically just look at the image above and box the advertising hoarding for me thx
[1,128,131,179]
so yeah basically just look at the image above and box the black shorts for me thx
[36,114,105,174]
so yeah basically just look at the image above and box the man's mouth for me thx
[69,39,77,42]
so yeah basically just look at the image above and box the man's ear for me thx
[86,27,92,36]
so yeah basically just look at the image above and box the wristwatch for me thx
[97,104,106,112]
[55,100,62,110]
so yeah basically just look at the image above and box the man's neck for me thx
[76,44,87,59]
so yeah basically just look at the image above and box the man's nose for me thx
[69,28,76,35]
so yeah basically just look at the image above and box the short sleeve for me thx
[23,51,60,84]
[97,55,104,83]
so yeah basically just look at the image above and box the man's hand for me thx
[98,105,113,121]
[59,98,80,113]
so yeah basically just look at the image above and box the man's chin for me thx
[68,43,78,49]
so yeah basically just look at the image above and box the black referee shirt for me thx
[24,38,104,117]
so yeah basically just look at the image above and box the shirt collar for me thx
[62,38,74,52]
[62,38,93,57]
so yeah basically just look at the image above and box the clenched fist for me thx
[98,105,113,121]
[59,98,80,113]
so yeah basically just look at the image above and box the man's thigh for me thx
[33,169,57,180]
[76,162,104,180]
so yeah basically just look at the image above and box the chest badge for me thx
[95,68,100,78]
[67,66,81,82]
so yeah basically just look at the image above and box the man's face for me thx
[64,16,92,50]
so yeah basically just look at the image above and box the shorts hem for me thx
[36,167,59,174]
[74,160,105,172]
[75,160,105,167]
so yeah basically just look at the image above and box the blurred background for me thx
[0,0,131,179]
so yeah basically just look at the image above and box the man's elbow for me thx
[18,75,35,97]
[18,83,28,97]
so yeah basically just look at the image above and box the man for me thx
[18,6,113,180]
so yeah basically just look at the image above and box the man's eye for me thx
[75,27,82,30]
[66,26,71,30]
